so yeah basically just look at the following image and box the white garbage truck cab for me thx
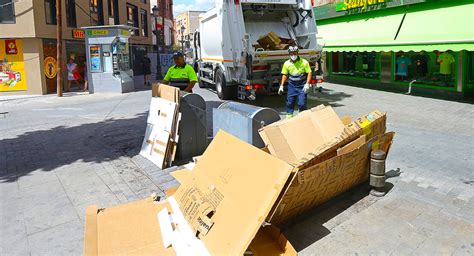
[193,0,321,100]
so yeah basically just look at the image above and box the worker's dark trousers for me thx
[286,80,307,114]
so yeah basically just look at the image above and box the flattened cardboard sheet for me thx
[172,130,295,255]
[84,198,176,256]
[259,106,345,163]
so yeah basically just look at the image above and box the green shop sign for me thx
[316,0,432,20]
[336,0,390,12]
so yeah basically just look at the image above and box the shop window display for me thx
[331,52,380,79]
[395,51,456,87]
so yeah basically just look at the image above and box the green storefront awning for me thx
[317,3,474,52]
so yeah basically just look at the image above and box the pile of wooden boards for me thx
[255,32,295,51]
[140,84,181,169]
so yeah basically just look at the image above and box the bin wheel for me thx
[215,69,234,100]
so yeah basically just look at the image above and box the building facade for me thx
[150,0,174,51]
[174,11,205,53]
[0,0,153,95]
[315,0,474,98]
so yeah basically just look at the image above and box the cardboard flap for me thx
[337,135,366,156]
[152,83,180,103]
[248,225,297,256]
[171,168,193,184]
[173,130,295,255]
[84,198,177,255]
[259,105,345,163]
[84,206,98,256]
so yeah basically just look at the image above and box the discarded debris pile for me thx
[84,105,394,255]
[254,32,295,51]
[85,130,298,256]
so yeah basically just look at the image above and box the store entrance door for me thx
[463,51,474,96]
[66,40,86,91]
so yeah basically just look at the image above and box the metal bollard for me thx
[370,149,386,197]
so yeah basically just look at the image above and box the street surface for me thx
[1,79,473,255]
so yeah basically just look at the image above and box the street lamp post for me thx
[180,25,185,53]
[152,5,163,80]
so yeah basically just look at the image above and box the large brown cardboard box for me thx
[259,105,392,224]
[84,130,297,255]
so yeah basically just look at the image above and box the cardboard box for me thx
[259,105,391,224]
[84,130,297,255]
[269,132,394,224]
[257,32,282,50]
[152,83,180,103]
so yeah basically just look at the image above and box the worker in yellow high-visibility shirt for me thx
[278,46,312,118]
[162,52,198,92]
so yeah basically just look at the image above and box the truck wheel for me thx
[215,69,234,100]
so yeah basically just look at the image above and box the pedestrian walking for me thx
[278,46,312,118]
[66,58,79,92]
[83,61,88,91]
[162,52,198,92]
[142,54,152,86]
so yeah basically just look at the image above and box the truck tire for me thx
[215,69,234,100]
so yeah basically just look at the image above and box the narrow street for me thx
[1,82,473,255]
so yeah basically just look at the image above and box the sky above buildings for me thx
[173,0,215,16]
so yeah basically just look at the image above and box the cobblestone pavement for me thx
[0,81,473,255]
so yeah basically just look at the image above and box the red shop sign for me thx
[5,40,18,55]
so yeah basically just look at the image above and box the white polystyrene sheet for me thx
[166,197,211,256]
[147,97,178,133]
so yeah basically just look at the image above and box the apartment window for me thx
[90,0,104,25]
[140,9,148,37]
[66,0,77,27]
[44,0,57,25]
[126,4,139,35]
[0,0,15,23]
[108,0,119,24]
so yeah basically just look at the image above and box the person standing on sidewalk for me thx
[66,58,79,92]
[278,46,312,118]
[142,54,152,86]
[162,52,198,92]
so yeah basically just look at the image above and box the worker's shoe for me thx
[286,113,294,119]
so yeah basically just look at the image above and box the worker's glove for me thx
[303,83,311,94]
[278,85,284,95]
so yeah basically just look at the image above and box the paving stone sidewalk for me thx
[0,83,473,255]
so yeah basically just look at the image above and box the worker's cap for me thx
[288,46,299,53]
[173,52,184,58]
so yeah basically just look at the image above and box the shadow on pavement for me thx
[281,183,374,252]
[0,113,148,183]
[243,87,352,112]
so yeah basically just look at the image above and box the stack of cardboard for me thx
[255,32,295,51]
[84,105,394,255]
[258,105,394,224]
[140,84,181,169]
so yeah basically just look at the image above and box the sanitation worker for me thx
[278,46,312,118]
[162,52,198,92]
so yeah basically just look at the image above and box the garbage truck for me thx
[193,0,322,100]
